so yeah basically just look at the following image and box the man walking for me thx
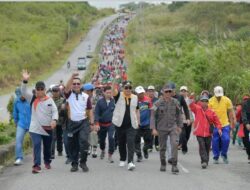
[21,70,58,174]
[64,73,95,172]
[135,86,153,162]
[209,86,236,164]
[95,86,116,163]
[112,80,140,171]
[13,87,31,165]
[151,83,183,174]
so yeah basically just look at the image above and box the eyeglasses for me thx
[73,83,81,86]
[164,90,172,93]
[36,88,44,91]
[124,86,132,90]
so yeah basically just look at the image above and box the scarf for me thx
[122,92,131,105]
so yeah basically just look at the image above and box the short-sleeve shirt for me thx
[65,91,92,121]
[209,96,233,127]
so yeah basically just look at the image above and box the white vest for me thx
[112,93,139,129]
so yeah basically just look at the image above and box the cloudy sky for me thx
[88,0,170,9]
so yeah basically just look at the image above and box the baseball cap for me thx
[180,86,188,91]
[122,80,132,87]
[214,86,224,97]
[82,83,95,91]
[147,85,155,90]
[200,95,209,102]
[163,82,175,91]
[51,85,60,91]
[15,87,22,98]
[35,81,46,89]
[135,86,145,94]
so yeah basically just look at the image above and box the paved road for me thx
[0,136,249,190]
[0,14,119,122]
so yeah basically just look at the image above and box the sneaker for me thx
[108,154,114,163]
[155,146,159,151]
[51,155,55,159]
[45,163,51,169]
[137,155,143,162]
[222,156,229,164]
[58,152,63,156]
[100,151,105,160]
[213,158,219,164]
[171,165,179,174]
[119,161,126,167]
[79,162,89,172]
[14,158,23,166]
[177,145,182,150]
[65,158,71,165]
[168,159,173,165]
[148,148,153,153]
[201,162,207,169]
[70,165,78,172]
[182,151,187,155]
[92,148,97,158]
[143,150,149,159]
[160,164,166,172]
[127,162,135,171]
[32,166,41,174]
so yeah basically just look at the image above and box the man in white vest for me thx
[112,80,140,171]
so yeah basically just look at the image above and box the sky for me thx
[88,0,170,9]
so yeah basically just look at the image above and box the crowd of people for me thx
[12,16,250,175]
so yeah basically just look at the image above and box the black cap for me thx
[35,81,46,89]
[122,80,132,87]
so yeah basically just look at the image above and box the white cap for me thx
[147,85,155,90]
[135,86,145,94]
[180,86,188,91]
[214,86,224,97]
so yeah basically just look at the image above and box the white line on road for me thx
[178,162,190,173]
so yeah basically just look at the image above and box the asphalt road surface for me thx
[0,136,249,190]
[0,14,119,122]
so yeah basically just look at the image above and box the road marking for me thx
[178,162,190,173]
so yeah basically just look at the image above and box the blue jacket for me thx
[13,98,31,129]
[94,97,115,124]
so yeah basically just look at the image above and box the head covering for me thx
[214,86,224,97]
[147,85,155,90]
[200,95,209,101]
[163,82,175,91]
[135,86,145,94]
[180,86,188,91]
[82,83,95,91]
[35,81,45,89]
[15,87,22,98]
[122,80,132,87]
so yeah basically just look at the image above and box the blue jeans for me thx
[15,127,29,160]
[212,125,231,159]
[30,130,53,167]
[99,125,115,155]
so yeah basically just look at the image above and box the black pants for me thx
[135,128,151,157]
[197,136,211,164]
[67,119,90,166]
[99,125,115,155]
[149,135,159,149]
[116,126,136,163]
[242,127,250,157]
[180,123,192,152]
[51,125,63,156]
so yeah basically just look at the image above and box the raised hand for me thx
[22,69,31,81]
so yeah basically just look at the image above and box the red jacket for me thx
[190,101,222,137]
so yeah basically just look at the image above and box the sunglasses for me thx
[36,88,44,91]
[124,86,132,90]
[181,90,187,92]
[73,83,81,86]
[164,90,172,93]
[52,89,59,92]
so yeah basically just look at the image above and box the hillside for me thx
[0,2,113,90]
[125,2,250,102]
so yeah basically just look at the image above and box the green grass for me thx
[0,2,114,94]
[125,2,250,103]
[0,122,16,145]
